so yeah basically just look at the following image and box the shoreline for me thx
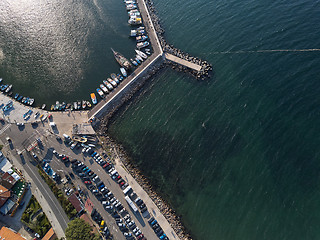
[97,133,194,240]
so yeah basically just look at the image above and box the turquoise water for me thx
[1,0,320,239]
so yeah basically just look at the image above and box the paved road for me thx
[0,122,69,239]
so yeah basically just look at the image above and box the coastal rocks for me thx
[143,0,212,80]
[96,133,194,240]
[163,44,213,80]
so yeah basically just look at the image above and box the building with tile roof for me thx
[42,227,57,240]
[0,185,10,207]
[0,226,26,240]
[0,172,17,190]
[68,193,84,213]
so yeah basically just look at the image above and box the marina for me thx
[0,0,211,239]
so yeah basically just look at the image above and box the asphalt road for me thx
[0,121,69,238]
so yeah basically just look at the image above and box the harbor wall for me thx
[88,54,163,121]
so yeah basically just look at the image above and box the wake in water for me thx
[208,49,320,54]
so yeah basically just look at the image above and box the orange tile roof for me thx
[42,227,57,240]
[0,226,26,240]
[0,185,10,207]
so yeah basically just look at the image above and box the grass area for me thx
[38,166,77,219]
[21,195,51,237]
[11,179,25,196]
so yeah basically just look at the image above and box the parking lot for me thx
[34,133,169,240]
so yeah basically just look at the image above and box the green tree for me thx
[65,218,97,240]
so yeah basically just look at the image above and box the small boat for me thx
[22,97,26,103]
[128,17,142,25]
[18,95,23,101]
[117,74,124,81]
[103,80,114,91]
[135,57,141,64]
[73,102,77,110]
[90,93,97,105]
[86,101,92,108]
[77,101,81,109]
[96,88,104,98]
[5,85,12,93]
[55,101,59,110]
[136,55,143,62]
[70,105,74,111]
[130,30,137,37]
[0,78,2,83]
[107,78,117,87]
[51,105,54,111]
[136,35,148,42]
[82,100,86,109]
[29,98,34,106]
[100,84,108,93]
[137,41,149,49]
[61,102,66,110]
[8,92,13,97]
[14,93,19,99]
[135,49,148,59]
[130,58,138,66]
[111,73,119,84]
[24,97,29,104]
[66,103,71,109]
[1,85,8,91]
[120,68,127,77]
[42,104,46,110]
[126,4,137,10]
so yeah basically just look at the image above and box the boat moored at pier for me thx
[120,68,127,77]
[111,48,132,70]
[135,49,148,59]
[90,93,97,105]
[137,41,149,49]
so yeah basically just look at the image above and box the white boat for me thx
[120,68,127,77]
[103,80,114,91]
[107,78,117,87]
[135,49,148,59]
[29,98,34,106]
[100,84,109,93]
[136,55,143,62]
[5,85,12,93]
[137,41,149,49]
[130,30,137,37]
[128,17,142,25]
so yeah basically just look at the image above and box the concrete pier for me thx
[165,53,202,71]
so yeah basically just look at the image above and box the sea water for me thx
[1,0,320,239]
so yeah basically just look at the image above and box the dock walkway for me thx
[165,52,202,71]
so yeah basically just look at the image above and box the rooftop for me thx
[68,193,84,213]
[0,226,26,240]
[42,227,57,240]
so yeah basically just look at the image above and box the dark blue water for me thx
[109,0,320,239]
[1,0,320,239]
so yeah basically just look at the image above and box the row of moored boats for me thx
[0,78,43,108]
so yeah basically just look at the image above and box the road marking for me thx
[0,124,12,135]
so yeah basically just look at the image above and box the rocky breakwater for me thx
[144,0,212,80]
[95,134,194,240]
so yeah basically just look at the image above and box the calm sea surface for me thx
[1,0,320,239]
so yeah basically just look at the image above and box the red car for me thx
[102,163,110,169]
[119,181,125,187]
[116,175,122,181]
[48,114,52,119]
[84,181,92,184]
